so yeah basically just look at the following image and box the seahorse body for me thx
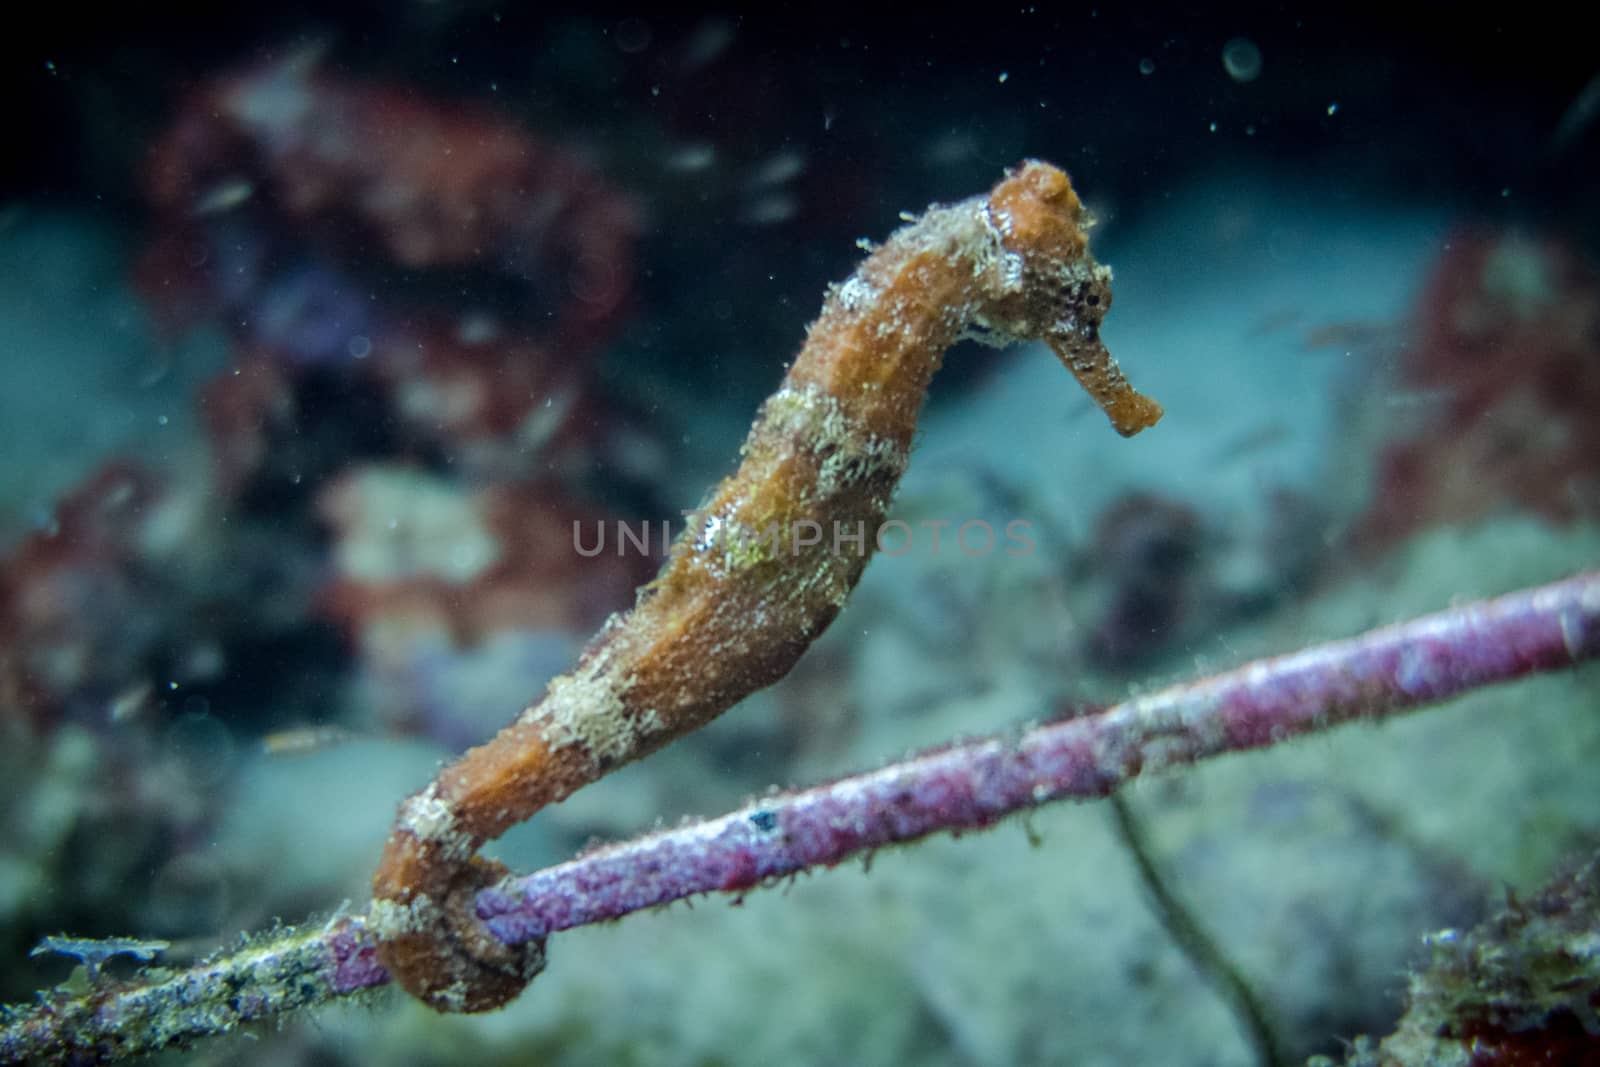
[371,160,1162,1012]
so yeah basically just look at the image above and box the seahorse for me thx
[370,160,1162,1012]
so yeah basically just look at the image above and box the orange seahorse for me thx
[370,160,1162,1012]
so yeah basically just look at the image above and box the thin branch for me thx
[0,916,386,1066]
[4,570,1596,1064]
[477,570,1600,941]
[1110,792,1289,1067]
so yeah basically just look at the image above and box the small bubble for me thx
[156,414,169,426]
[1222,37,1262,82]
[1208,121,1218,133]
[347,335,372,359]
[1138,57,1155,76]
[1326,101,1340,116]
[998,71,1009,84]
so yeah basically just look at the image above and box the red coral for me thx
[118,55,662,750]
[0,464,167,728]
[316,467,652,643]
[313,466,655,744]
[1358,231,1600,546]
[136,52,640,486]
[143,53,635,350]
[198,354,297,497]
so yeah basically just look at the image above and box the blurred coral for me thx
[121,54,657,752]
[136,50,640,482]
[1082,492,1204,669]
[0,464,239,976]
[316,465,653,745]
[1,463,187,728]
[0,49,659,999]
[1360,232,1600,545]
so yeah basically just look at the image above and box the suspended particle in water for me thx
[1222,37,1262,82]
[1138,57,1155,76]
[682,19,735,72]
[746,149,806,189]
[665,143,716,172]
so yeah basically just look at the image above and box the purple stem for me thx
[5,571,1596,1065]
[476,570,1600,944]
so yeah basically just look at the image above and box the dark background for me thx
[5,5,1595,406]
